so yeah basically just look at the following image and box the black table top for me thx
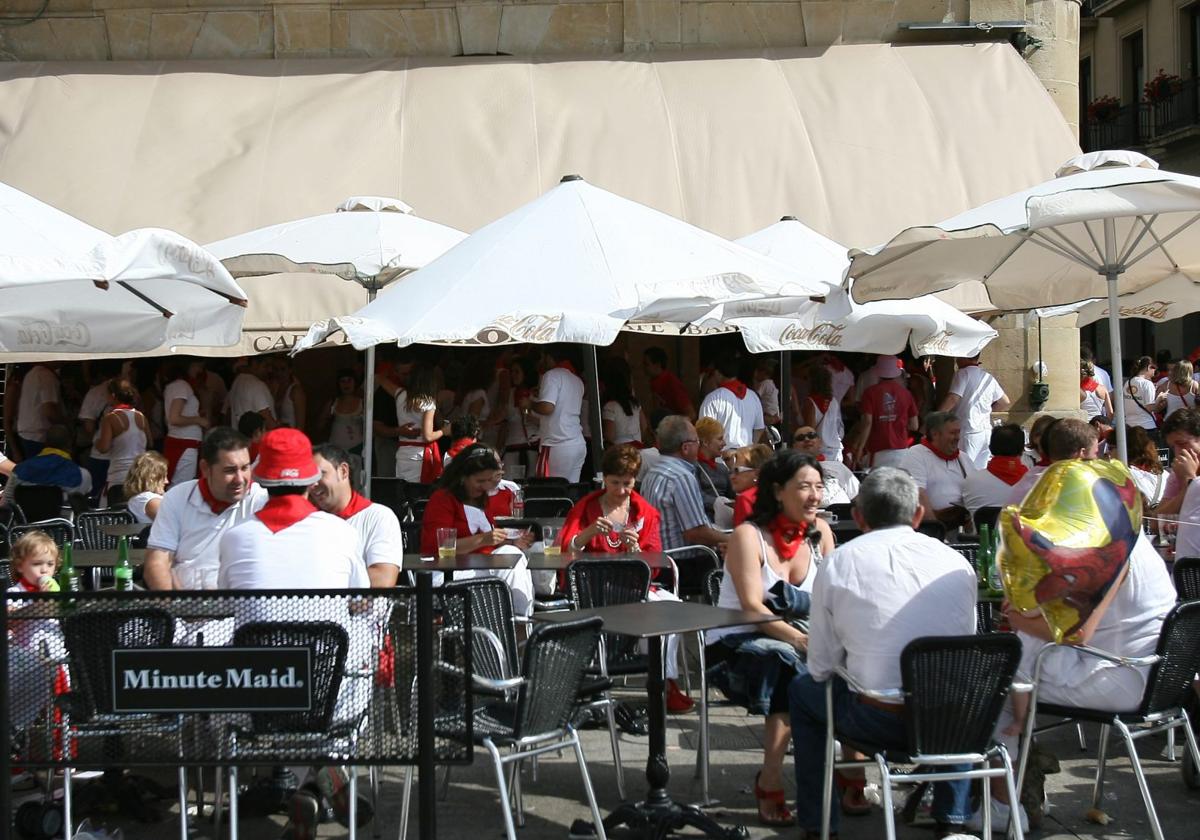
[533,600,780,638]
[402,551,674,572]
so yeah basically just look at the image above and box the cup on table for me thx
[436,528,458,559]
[542,525,561,556]
[816,509,838,524]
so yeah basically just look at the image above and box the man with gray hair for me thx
[900,411,972,529]
[787,467,977,839]
[640,415,729,586]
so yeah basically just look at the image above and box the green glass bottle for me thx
[976,524,992,591]
[989,526,1004,596]
[56,541,81,593]
[114,535,134,591]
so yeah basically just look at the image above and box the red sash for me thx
[420,442,443,483]
[535,445,552,478]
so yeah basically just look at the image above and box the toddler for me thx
[8,530,60,595]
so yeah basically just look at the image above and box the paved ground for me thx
[16,675,1199,840]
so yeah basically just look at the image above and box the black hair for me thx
[437,443,502,504]
[510,355,538,390]
[450,414,481,441]
[266,486,308,497]
[748,449,824,528]
[335,367,359,384]
[237,411,266,439]
[643,347,668,368]
[200,426,251,465]
[715,355,740,380]
[313,442,352,468]
[989,423,1025,457]
[603,358,638,417]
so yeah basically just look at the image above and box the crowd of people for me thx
[5,340,1200,839]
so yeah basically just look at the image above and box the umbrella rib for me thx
[115,281,174,318]
[1082,220,1105,263]
[1117,214,1152,263]
[1028,231,1102,272]
[848,239,938,282]
[1039,226,1103,269]
[980,232,1032,280]
[1125,212,1200,269]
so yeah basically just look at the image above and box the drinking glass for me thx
[542,525,561,556]
[436,528,458,559]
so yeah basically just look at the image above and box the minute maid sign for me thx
[112,647,312,713]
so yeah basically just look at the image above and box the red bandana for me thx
[1081,378,1099,393]
[110,403,134,411]
[1036,453,1051,468]
[698,454,719,469]
[338,491,373,520]
[555,360,578,375]
[921,440,960,463]
[256,494,319,534]
[445,437,476,461]
[825,356,846,372]
[768,514,810,560]
[719,379,748,399]
[16,578,39,592]
[810,394,832,414]
[816,453,826,462]
[986,455,1028,486]
[197,475,232,515]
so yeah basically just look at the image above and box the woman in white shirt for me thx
[1159,359,1199,420]
[162,359,210,484]
[801,364,843,462]
[95,378,149,505]
[122,451,168,523]
[395,366,447,483]
[600,359,648,446]
[1126,426,1168,511]
[1123,356,1160,437]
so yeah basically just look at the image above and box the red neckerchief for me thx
[197,475,233,515]
[110,403,134,411]
[921,440,960,463]
[1036,453,1051,467]
[1081,378,1099,393]
[698,454,719,469]
[768,514,810,560]
[719,379,748,399]
[555,360,577,375]
[816,453,826,461]
[825,356,846,372]
[810,394,832,414]
[986,455,1028,486]
[256,494,318,534]
[446,437,476,461]
[337,491,374,520]
[16,578,39,592]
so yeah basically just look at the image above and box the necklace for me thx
[600,496,630,548]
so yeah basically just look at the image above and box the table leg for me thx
[599,636,747,840]
[416,571,436,840]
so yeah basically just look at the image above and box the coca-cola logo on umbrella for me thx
[15,320,92,348]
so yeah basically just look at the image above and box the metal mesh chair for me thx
[523,497,574,518]
[58,607,187,838]
[445,578,520,696]
[1016,601,1200,840]
[663,544,721,598]
[947,542,980,572]
[822,633,1025,840]
[75,509,141,589]
[9,518,75,553]
[225,621,362,840]
[522,483,572,499]
[916,520,947,541]
[473,616,608,840]
[1173,556,1200,600]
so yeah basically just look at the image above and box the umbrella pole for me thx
[780,351,793,439]
[583,345,604,479]
[1103,220,1128,464]
[362,286,378,496]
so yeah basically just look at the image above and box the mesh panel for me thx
[900,633,1021,756]
[1140,601,1200,716]
[8,519,74,552]
[445,578,518,684]
[567,559,650,667]
[513,616,602,739]
[948,542,980,573]
[3,587,472,769]
[75,510,139,551]
[703,569,724,606]
[1173,557,1200,602]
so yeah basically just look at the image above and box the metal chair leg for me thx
[981,758,992,840]
[998,746,1025,840]
[370,766,381,839]
[229,765,239,840]
[875,755,897,840]
[178,765,189,840]
[214,768,225,840]
[570,728,608,840]
[397,767,413,840]
[510,758,525,827]
[1168,728,1177,761]
[348,767,358,840]
[483,740,519,840]
[62,766,73,840]
[1076,722,1087,751]
[821,680,835,840]
[1115,719,1165,840]
[603,695,625,800]
[691,630,714,806]
[678,632,693,694]
[1090,723,1110,809]
[438,765,452,800]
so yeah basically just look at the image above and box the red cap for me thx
[252,428,320,487]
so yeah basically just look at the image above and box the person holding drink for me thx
[559,445,693,713]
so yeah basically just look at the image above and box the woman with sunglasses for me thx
[420,443,535,615]
[790,426,858,504]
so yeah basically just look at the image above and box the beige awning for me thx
[0,43,1080,355]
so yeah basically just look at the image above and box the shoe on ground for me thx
[964,798,1030,834]
[666,679,695,714]
[613,702,649,736]
[314,766,374,828]
[279,789,320,840]
[567,818,598,838]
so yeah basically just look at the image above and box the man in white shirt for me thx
[698,359,765,448]
[310,443,403,588]
[789,468,976,839]
[790,425,859,504]
[144,427,268,590]
[1163,408,1200,556]
[963,423,1029,515]
[532,346,587,482]
[824,353,856,405]
[16,362,63,461]
[226,358,277,430]
[939,355,1011,469]
[1007,419,1099,506]
[900,411,971,529]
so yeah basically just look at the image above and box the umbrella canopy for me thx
[0,182,247,357]
[1036,272,1200,327]
[847,151,1200,462]
[206,202,467,289]
[725,217,997,356]
[295,175,830,352]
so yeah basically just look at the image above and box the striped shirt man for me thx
[640,453,711,551]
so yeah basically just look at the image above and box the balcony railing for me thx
[1083,76,1200,151]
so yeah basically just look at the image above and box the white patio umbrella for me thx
[1036,272,1200,327]
[207,199,467,491]
[725,217,997,356]
[847,151,1200,462]
[0,182,247,356]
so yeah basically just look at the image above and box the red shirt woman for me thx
[419,445,534,556]
[560,445,662,555]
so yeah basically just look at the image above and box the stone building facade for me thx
[0,0,1084,421]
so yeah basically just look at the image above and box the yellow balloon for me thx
[998,459,1142,643]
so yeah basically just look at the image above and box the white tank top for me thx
[1164,386,1196,419]
[105,409,148,485]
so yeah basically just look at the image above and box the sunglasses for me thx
[793,432,819,441]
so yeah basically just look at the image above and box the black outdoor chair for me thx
[833,526,863,545]
[947,542,980,573]
[1015,601,1200,840]
[57,607,185,838]
[75,509,141,589]
[12,484,68,524]
[523,477,569,489]
[522,483,573,499]
[1173,556,1200,601]
[822,633,1025,840]
[368,477,405,515]
[825,502,853,522]
[9,518,75,555]
[523,497,574,518]
[401,481,435,504]
[916,520,946,542]
[973,505,1002,532]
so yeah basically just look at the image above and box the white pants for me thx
[174,448,198,483]
[868,449,908,470]
[645,586,683,680]
[544,440,587,483]
[961,430,990,470]
[395,447,424,482]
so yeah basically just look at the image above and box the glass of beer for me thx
[542,525,561,556]
[436,528,458,559]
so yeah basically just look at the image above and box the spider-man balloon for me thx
[998,459,1142,643]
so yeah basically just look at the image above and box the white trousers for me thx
[645,586,683,680]
[544,440,587,483]
[961,430,991,470]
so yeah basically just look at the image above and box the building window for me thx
[1189,5,1200,78]
[1123,31,1145,105]
[1080,56,1093,118]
